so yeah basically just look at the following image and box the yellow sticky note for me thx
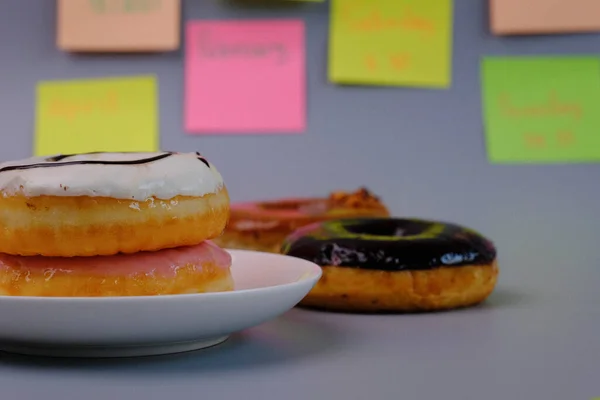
[329,0,453,88]
[34,76,158,157]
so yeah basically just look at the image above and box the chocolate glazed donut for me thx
[281,218,499,313]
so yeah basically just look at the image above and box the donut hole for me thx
[344,219,428,238]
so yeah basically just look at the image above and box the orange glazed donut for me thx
[0,152,229,257]
[0,240,233,297]
[213,188,390,253]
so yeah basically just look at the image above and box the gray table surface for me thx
[1,262,599,400]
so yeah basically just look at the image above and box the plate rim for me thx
[0,249,322,303]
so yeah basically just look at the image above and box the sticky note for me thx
[35,76,158,156]
[57,0,180,52]
[185,20,305,133]
[329,0,453,88]
[481,57,600,164]
[490,0,600,35]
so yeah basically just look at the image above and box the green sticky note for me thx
[34,75,158,157]
[481,57,600,164]
[329,0,453,88]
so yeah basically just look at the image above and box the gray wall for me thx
[1,0,599,293]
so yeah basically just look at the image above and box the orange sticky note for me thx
[490,0,600,35]
[57,0,181,52]
[184,20,306,134]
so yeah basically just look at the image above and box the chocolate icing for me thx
[0,151,211,173]
[281,218,497,271]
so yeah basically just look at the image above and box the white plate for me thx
[0,249,322,358]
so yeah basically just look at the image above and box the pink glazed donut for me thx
[0,240,233,297]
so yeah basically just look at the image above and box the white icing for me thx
[0,152,224,200]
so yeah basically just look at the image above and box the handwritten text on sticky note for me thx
[185,20,305,133]
[88,0,161,14]
[481,57,600,163]
[329,0,453,88]
[35,76,158,156]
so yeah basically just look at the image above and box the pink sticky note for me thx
[185,20,306,134]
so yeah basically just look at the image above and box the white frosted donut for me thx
[0,151,230,257]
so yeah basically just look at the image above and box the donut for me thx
[0,240,233,297]
[280,218,498,313]
[212,188,390,253]
[0,151,229,257]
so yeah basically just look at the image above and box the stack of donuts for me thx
[0,151,233,297]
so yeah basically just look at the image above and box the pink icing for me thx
[0,240,231,278]
[231,197,328,220]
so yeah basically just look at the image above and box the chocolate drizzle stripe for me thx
[0,153,173,173]
[0,152,212,173]
[195,152,210,168]
[46,152,105,162]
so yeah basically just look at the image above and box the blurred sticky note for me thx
[57,0,180,52]
[35,76,158,156]
[490,0,600,35]
[481,57,600,164]
[185,20,305,133]
[329,0,453,88]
